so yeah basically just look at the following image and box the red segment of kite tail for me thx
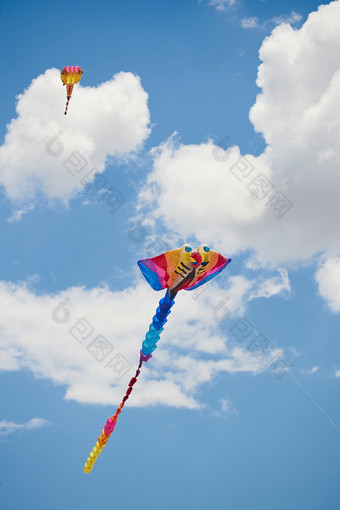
[83,350,152,473]
[64,84,74,115]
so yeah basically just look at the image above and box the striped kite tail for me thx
[64,84,74,115]
[83,354,148,473]
[83,290,176,474]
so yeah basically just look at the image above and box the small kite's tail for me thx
[83,291,176,474]
[64,84,74,115]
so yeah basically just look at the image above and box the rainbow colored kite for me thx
[60,66,83,115]
[84,244,231,473]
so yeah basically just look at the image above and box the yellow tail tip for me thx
[84,464,93,474]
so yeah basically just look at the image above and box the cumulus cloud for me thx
[0,69,150,204]
[0,270,289,408]
[139,2,340,273]
[0,417,50,436]
[315,257,340,312]
[139,140,270,255]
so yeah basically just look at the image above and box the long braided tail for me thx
[84,353,149,473]
[83,290,176,474]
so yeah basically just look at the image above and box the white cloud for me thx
[241,11,302,30]
[335,370,340,377]
[0,69,150,205]
[0,270,289,408]
[241,17,261,29]
[139,140,270,255]
[303,366,319,374]
[0,417,50,436]
[271,11,302,26]
[289,346,302,358]
[219,397,238,415]
[209,0,237,11]
[7,204,35,223]
[138,2,340,275]
[315,257,340,312]
[248,269,290,300]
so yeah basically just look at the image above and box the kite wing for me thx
[137,248,182,291]
[185,249,231,291]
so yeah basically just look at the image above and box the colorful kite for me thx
[84,244,231,473]
[60,66,83,115]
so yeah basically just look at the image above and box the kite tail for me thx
[64,84,74,115]
[64,97,71,115]
[83,290,176,474]
[141,291,176,355]
[83,354,147,474]
[66,83,74,97]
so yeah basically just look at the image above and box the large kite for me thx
[60,66,83,115]
[84,244,231,473]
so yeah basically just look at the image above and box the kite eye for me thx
[181,244,192,253]
[197,244,210,254]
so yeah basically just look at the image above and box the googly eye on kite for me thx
[181,244,192,253]
[197,244,210,253]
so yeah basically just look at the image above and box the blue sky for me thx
[1,1,340,509]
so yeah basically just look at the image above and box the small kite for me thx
[60,66,83,115]
[84,244,231,473]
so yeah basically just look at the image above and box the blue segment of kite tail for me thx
[141,291,176,357]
